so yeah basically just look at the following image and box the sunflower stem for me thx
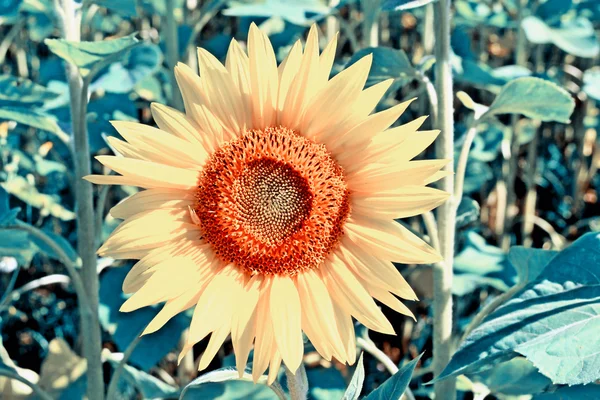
[56,0,105,398]
[165,0,184,111]
[285,364,308,400]
[432,0,456,399]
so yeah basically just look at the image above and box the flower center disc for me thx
[194,127,350,276]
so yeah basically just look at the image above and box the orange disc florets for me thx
[194,126,350,276]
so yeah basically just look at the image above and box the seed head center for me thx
[194,126,350,276]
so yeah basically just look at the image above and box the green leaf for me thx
[485,77,575,123]
[437,233,600,385]
[507,246,558,284]
[30,229,79,264]
[0,187,20,227]
[0,75,60,105]
[456,198,480,229]
[107,359,179,398]
[0,107,68,142]
[522,16,599,58]
[583,67,600,101]
[474,357,551,396]
[346,47,416,88]
[1,176,76,221]
[180,369,278,399]
[534,384,600,400]
[381,0,437,11]
[364,353,423,400]
[0,229,35,265]
[93,0,137,16]
[342,353,365,400]
[44,34,142,78]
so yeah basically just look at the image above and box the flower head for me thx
[87,24,449,383]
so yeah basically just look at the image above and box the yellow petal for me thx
[252,283,275,382]
[248,23,278,129]
[270,275,303,374]
[94,156,199,190]
[267,349,282,385]
[352,186,450,219]
[225,39,252,124]
[198,324,231,371]
[110,188,194,220]
[281,24,320,130]
[277,40,303,121]
[150,103,211,155]
[321,254,395,335]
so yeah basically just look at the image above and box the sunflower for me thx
[86,24,449,384]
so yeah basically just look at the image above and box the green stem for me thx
[165,0,184,110]
[500,0,528,249]
[432,0,456,399]
[58,0,105,397]
[285,363,308,400]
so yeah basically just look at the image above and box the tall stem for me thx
[432,0,456,399]
[59,0,104,398]
[165,0,184,110]
[285,364,308,400]
[500,0,528,249]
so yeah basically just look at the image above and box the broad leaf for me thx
[534,384,600,399]
[346,47,416,88]
[45,34,141,78]
[364,353,423,400]
[456,198,480,229]
[180,369,278,400]
[474,357,551,396]
[93,0,137,16]
[507,246,558,284]
[438,233,600,385]
[485,77,575,123]
[342,353,365,400]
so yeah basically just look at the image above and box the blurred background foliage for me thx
[0,0,599,399]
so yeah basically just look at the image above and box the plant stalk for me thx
[58,0,105,398]
[432,0,456,399]
[165,0,184,110]
[285,364,308,400]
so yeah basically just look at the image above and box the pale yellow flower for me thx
[86,23,448,383]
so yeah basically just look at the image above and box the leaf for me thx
[534,384,600,400]
[107,359,179,398]
[38,338,87,399]
[521,16,600,58]
[474,357,551,396]
[0,75,60,105]
[381,0,437,11]
[0,338,40,397]
[437,232,600,385]
[93,0,137,16]
[29,229,79,265]
[92,43,162,94]
[1,176,76,221]
[507,246,558,284]
[364,353,423,400]
[346,47,416,88]
[456,198,480,229]
[180,369,278,400]
[342,353,365,400]
[535,0,573,22]
[485,77,575,123]
[0,186,20,226]
[455,0,509,28]
[583,67,600,101]
[44,34,142,78]
[99,266,191,370]
[0,107,68,142]
[0,229,35,264]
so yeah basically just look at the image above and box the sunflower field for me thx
[1,0,599,399]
